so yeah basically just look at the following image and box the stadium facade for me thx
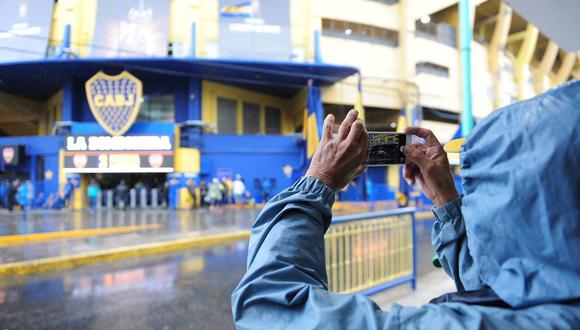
[0,0,577,209]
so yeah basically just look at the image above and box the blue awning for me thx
[0,58,359,99]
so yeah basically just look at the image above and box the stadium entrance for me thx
[83,173,168,209]
[63,135,176,209]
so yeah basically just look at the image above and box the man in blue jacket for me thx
[232,81,580,329]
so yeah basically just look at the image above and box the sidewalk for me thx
[372,270,455,308]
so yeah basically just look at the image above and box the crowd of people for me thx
[187,175,276,208]
[0,178,75,211]
[0,174,278,211]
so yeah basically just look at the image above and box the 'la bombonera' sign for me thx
[63,136,174,174]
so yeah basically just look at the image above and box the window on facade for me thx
[324,104,400,131]
[365,107,400,131]
[368,0,399,4]
[415,21,457,48]
[321,18,399,47]
[416,61,450,78]
[422,107,459,124]
[137,94,175,122]
[265,106,281,134]
[323,104,351,124]
[243,102,260,134]
[217,97,238,134]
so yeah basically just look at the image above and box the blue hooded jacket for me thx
[232,81,580,329]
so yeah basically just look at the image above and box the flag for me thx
[354,74,365,122]
[220,1,255,18]
[397,106,407,131]
[304,80,323,159]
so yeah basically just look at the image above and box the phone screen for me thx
[366,132,409,166]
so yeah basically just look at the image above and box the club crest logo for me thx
[148,154,164,168]
[73,154,88,169]
[2,147,15,164]
[85,71,143,136]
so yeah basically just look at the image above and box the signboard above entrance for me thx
[66,135,172,152]
[63,135,173,174]
[85,71,143,136]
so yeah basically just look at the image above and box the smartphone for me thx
[366,132,411,166]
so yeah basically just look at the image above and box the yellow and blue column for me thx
[171,77,203,209]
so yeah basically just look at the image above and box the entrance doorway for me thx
[83,173,168,209]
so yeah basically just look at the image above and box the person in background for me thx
[116,179,128,209]
[186,179,198,209]
[218,177,229,205]
[35,191,46,209]
[7,179,18,211]
[209,178,223,206]
[52,192,66,209]
[157,182,169,208]
[232,174,246,206]
[16,179,28,210]
[243,190,255,207]
[134,180,143,206]
[253,178,262,203]
[87,179,100,210]
[0,179,7,209]
[260,177,272,203]
[25,180,34,208]
[63,178,75,207]
[223,176,234,204]
[44,193,57,209]
[199,180,209,208]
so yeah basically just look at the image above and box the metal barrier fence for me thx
[325,207,416,295]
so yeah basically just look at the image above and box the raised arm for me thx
[231,111,401,329]
[403,127,483,291]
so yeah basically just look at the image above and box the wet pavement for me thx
[0,208,437,329]
[0,202,400,264]
[0,208,259,264]
[0,242,248,329]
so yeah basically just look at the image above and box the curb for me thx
[0,230,250,277]
[0,223,162,246]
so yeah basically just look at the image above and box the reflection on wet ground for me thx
[0,242,248,329]
[0,208,260,263]
[0,208,259,236]
[0,208,436,329]
[0,204,398,264]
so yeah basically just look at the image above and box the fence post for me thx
[411,212,417,290]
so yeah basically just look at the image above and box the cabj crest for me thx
[85,71,143,136]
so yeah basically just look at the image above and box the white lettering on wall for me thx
[66,136,172,151]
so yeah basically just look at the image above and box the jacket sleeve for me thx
[231,177,580,330]
[231,176,399,329]
[431,196,485,291]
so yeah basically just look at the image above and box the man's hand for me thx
[306,110,368,191]
[403,127,459,207]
